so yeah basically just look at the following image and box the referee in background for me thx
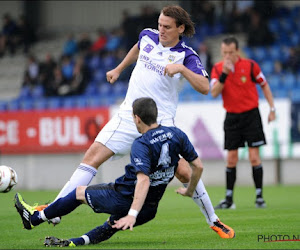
[210,36,276,209]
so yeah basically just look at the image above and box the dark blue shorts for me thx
[85,183,158,227]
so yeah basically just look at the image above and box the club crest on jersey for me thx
[143,44,154,53]
[241,76,247,83]
[168,55,176,62]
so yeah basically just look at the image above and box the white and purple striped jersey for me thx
[119,28,208,119]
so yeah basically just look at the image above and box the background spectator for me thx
[22,54,40,89]
[0,13,18,57]
[247,10,274,47]
[62,33,78,57]
[198,42,213,74]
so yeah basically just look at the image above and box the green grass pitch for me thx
[0,185,299,249]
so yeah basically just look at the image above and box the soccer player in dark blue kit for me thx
[15,97,234,247]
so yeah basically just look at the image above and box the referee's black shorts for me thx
[224,107,266,150]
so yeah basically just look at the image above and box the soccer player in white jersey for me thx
[35,5,234,238]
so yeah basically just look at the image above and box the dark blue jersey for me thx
[114,125,198,204]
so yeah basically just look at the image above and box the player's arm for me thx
[261,83,276,123]
[164,64,209,95]
[106,43,139,84]
[211,60,232,97]
[112,172,150,231]
[176,157,203,197]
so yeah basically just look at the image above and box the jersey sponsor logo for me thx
[149,166,175,186]
[134,157,143,165]
[139,54,165,76]
[241,76,247,83]
[150,132,173,144]
[168,55,176,62]
[143,44,154,53]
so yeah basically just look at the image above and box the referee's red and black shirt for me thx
[210,57,267,113]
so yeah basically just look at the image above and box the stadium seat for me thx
[19,99,34,110]
[86,96,103,108]
[252,47,268,62]
[74,96,87,108]
[33,98,48,110]
[268,45,281,61]
[267,75,281,90]
[62,97,76,109]
[290,88,300,102]
[19,86,31,99]
[282,73,297,90]
[261,61,274,75]
[0,101,7,111]
[7,99,20,111]
[31,85,44,98]
[47,97,62,110]
[84,82,99,96]
[273,89,289,98]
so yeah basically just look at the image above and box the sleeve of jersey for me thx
[210,65,219,87]
[178,129,198,162]
[253,61,267,86]
[137,29,158,50]
[184,54,209,77]
[130,140,152,176]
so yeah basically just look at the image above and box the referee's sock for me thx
[252,164,263,199]
[225,167,236,202]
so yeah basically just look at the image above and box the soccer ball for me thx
[0,165,18,193]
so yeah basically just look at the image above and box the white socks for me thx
[54,163,97,201]
[184,179,218,226]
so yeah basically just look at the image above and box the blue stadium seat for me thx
[267,75,281,90]
[33,98,47,110]
[282,73,297,90]
[31,85,44,98]
[19,99,34,110]
[273,89,289,98]
[268,45,281,61]
[242,47,254,59]
[19,86,31,99]
[252,47,268,62]
[86,96,103,108]
[62,97,76,109]
[290,88,300,101]
[98,82,113,95]
[261,61,274,75]
[84,82,99,96]
[7,99,20,111]
[0,101,7,111]
[47,97,62,109]
[112,81,128,98]
[74,96,87,108]
[93,69,106,83]
[268,18,281,33]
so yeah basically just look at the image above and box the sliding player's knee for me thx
[176,159,192,183]
[76,186,87,202]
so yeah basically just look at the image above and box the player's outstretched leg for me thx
[44,236,76,247]
[14,193,38,230]
[210,220,235,238]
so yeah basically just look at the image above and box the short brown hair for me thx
[161,5,195,37]
[132,97,158,126]
[222,36,239,50]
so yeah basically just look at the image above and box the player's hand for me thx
[112,215,136,231]
[222,59,234,74]
[106,69,120,84]
[164,64,183,77]
[175,187,193,197]
[268,111,276,123]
